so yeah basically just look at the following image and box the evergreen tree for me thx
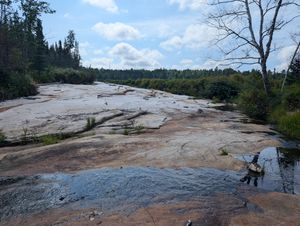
[289,55,300,84]
[33,18,46,72]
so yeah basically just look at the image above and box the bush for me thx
[0,72,37,101]
[41,135,60,145]
[277,112,300,139]
[282,85,300,111]
[86,117,96,130]
[269,105,285,124]
[204,79,239,101]
[0,130,6,143]
[35,68,96,84]
[238,89,269,120]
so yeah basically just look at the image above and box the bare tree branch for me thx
[207,0,300,95]
[281,40,300,92]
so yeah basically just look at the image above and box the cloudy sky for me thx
[42,0,300,71]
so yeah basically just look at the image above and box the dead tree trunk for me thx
[207,0,300,96]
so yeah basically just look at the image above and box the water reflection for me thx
[239,147,300,194]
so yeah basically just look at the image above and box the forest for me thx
[0,0,95,100]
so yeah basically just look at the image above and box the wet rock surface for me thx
[0,83,299,225]
[0,167,261,222]
[238,147,300,194]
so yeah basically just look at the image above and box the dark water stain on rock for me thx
[241,130,278,136]
[0,167,263,221]
[211,104,236,112]
[238,147,300,194]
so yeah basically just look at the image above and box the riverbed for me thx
[0,83,299,225]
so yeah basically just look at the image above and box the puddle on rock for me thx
[1,161,299,221]
[0,167,253,220]
[238,147,300,194]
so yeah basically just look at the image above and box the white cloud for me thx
[93,49,103,55]
[83,57,114,68]
[132,16,197,39]
[180,59,194,66]
[79,42,92,57]
[82,0,119,13]
[80,42,104,57]
[198,59,221,69]
[109,42,163,69]
[160,36,183,51]
[160,23,217,51]
[92,22,141,41]
[63,13,73,19]
[167,0,207,11]
[276,45,298,71]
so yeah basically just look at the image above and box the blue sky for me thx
[42,0,300,71]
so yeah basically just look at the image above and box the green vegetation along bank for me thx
[101,64,300,140]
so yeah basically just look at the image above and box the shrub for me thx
[86,117,96,130]
[277,112,300,140]
[269,105,285,124]
[0,130,6,143]
[41,135,60,145]
[0,72,37,101]
[38,68,96,85]
[204,79,240,101]
[238,89,269,120]
[21,127,29,144]
[219,148,229,156]
[123,129,129,135]
[282,85,300,111]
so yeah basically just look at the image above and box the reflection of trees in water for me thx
[277,148,300,194]
[240,148,300,194]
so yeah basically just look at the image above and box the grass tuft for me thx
[86,117,96,130]
[219,148,229,156]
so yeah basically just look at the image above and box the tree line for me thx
[95,68,267,81]
[107,58,300,139]
[0,0,88,100]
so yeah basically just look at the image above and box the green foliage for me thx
[277,112,300,140]
[41,134,60,145]
[134,125,145,134]
[21,127,29,144]
[0,0,85,101]
[111,75,242,102]
[288,54,300,85]
[123,129,129,135]
[33,67,96,84]
[0,72,37,101]
[219,148,229,156]
[86,117,96,130]
[282,85,300,111]
[97,68,241,81]
[0,130,6,143]
[238,89,269,120]
[268,105,285,124]
[40,133,74,145]
[204,79,239,101]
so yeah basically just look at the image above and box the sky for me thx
[42,0,300,71]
